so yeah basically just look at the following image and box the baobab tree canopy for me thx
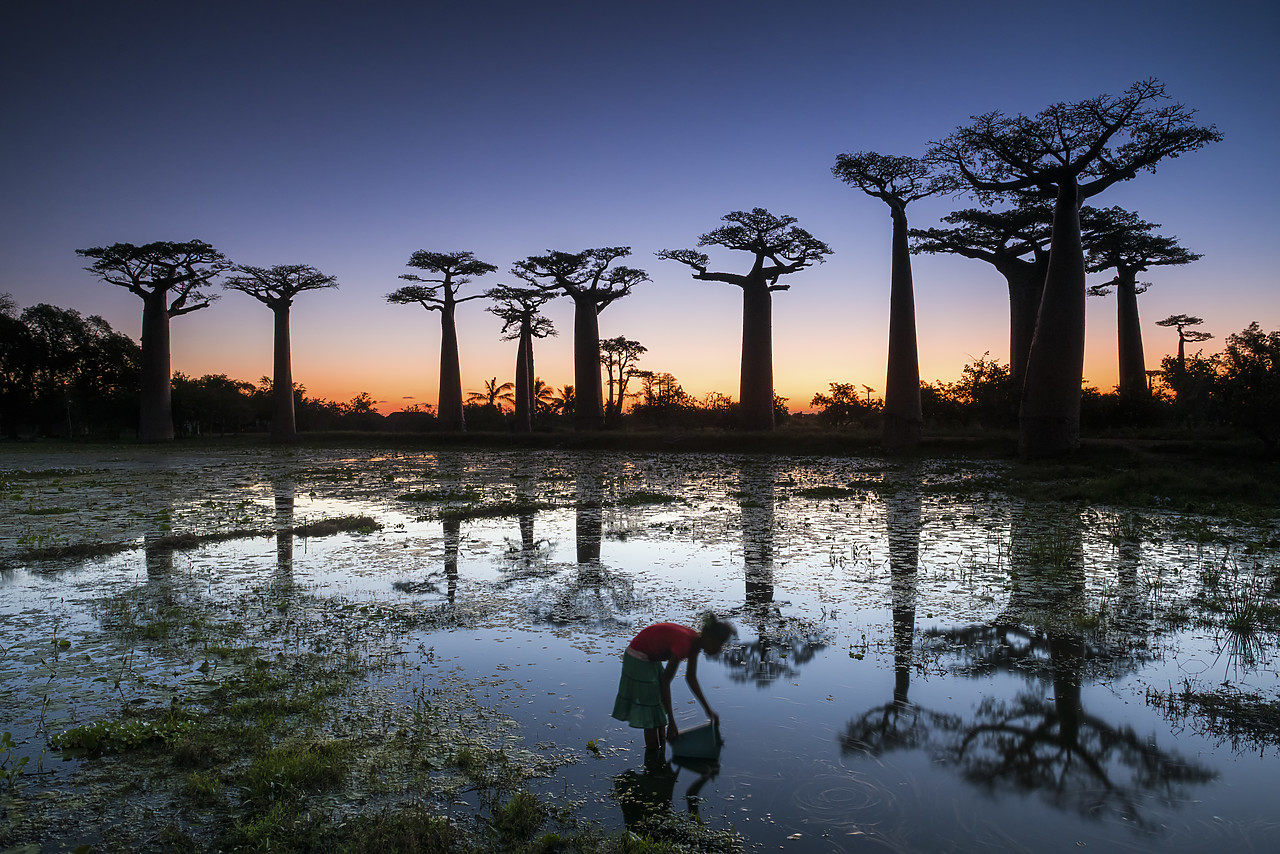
[1082,207,1201,291]
[658,207,831,431]
[928,78,1220,457]
[77,240,228,314]
[927,78,1222,203]
[831,152,955,212]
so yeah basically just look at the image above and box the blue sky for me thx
[3,1,1276,411]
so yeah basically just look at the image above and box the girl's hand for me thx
[666,723,680,742]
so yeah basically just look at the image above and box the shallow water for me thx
[2,446,1278,852]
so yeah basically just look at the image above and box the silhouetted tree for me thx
[1217,322,1280,447]
[3,302,141,437]
[910,202,1053,388]
[512,248,649,430]
[929,79,1220,456]
[77,240,228,441]
[466,377,514,414]
[551,384,575,417]
[832,153,952,451]
[1155,313,1213,397]
[486,285,557,433]
[224,263,338,441]
[658,208,831,431]
[599,336,647,426]
[1081,208,1200,399]
[386,251,496,432]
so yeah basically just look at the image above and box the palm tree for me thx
[551,384,575,417]
[467,377,514,413]
[532,377,557,417]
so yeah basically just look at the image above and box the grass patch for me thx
[441,500,544,521]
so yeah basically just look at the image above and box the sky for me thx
[3,1,1277,414]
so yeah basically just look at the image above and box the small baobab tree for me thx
[658,208,831,431]
[832,153,953,451]
[77,240,228,441]
[386,251,496,432]
[928,78,1220,456]
[599,336,647,426]
[1155,314,1213,396]
[224,263,339,442]
[1081,207,1201,399]
[486,285,557,433]
[511,248,648,431]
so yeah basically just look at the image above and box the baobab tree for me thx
[1156,314,1213,372]
[386,251,496,432]
[658,208,831,431]
[910,202,1053,389]
[1155,314,1213,397]
[832,153,953,450]
[511,248,648,431]
[928,78,1220,456]
[77,240,228,441]
[224,263,339,442]
[1082,207,1201,399]
[486,284,557,433]
[599,336,646,426]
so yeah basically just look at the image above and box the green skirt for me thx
[611,653,667,729]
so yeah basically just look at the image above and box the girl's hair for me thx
[700,611,737,644]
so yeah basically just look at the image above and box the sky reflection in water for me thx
[1,447,1278,853]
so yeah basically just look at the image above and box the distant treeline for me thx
[3,298,1277,444]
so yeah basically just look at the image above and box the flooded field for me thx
[2,444,1279,853]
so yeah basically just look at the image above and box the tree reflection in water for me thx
[720,459,826,686]
[273,477,294,579]
[844,501,1215,829]
[528,459,636,628]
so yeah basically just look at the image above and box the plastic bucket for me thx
[670,721,722,760]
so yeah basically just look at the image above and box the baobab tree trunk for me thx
[138,290,175,442]
[571,295,605,431]
[882,206,922,452]
[1006,262,1047,391]
[1115,272,1147,399]
[271,303,298,442]
[437,300,466,432]
[739,278,775,431]
[512,320,533,433]
[1019,179,1086,457]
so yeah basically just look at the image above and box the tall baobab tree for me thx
[224,263,339,442]
[511,248,648,431]
[1081,207,1201,399]
[486,285,557,433]
[386,251,496,432]
[832,153,953,451]
[928,79,1220,456]
[658,208,831,431]
[77,240,228,442]
[910,202,1053,389]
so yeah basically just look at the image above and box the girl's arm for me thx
[662,659,680,741]
[684,651,718,724]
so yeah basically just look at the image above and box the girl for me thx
[611,614,736,749]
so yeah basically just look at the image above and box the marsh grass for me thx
[1148,681,1280,751]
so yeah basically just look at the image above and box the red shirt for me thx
[629,623,697,662]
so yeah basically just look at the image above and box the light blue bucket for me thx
[670,721,722,761]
